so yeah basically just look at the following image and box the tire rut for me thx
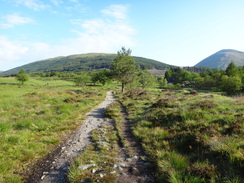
[115,102,155,183]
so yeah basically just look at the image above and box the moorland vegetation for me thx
[0,77,109,182]
[112,89,244,182]
[0,47,243,182]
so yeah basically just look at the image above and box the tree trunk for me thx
[122,83,125,93]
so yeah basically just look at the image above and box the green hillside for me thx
[195,49,244,69]
[1,53,174,76]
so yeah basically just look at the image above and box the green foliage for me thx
[1,53,174,76]
[110,47,139,92]
[68,125,118,183]
[220,75,242,95]
[118,89,244,182]
[157,76,168,88]
[226,62,239,76]
[104,101,128,150]
[165,69,173,81]
[196,75,218,90]
[0,77,107,182]
[165,67,196,86]
[91,69,111,86]
[165,62,244,95]
[138,70,157,88]
[15,68,28,85]
[74,72,90,87]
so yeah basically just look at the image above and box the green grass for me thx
[116,88,244,183]
[0,77,108,182]
[68,98,140,183]
[68,125,119,183]
[104,101,128,149]
[2,77,243,182]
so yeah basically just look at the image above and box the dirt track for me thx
[114,102,154,183]
[26,91,115,183]
[26,91,154,183]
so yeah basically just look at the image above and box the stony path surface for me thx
[26,91,154,183]
[115,103,154,183]
[26,91,115,183]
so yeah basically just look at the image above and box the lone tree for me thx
[16,68,28,85]
[110,47,138,92]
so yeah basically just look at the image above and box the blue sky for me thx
[1,0,244,70]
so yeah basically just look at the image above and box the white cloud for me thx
[81,19,104,34]
[69,19,83,26]
[50,0,63,6]
[101,5,128,20]
[16,0,49,11]
[69,4,135,52]
[0,14,34,28]
[0,4,136,70]
[0,36,29,69]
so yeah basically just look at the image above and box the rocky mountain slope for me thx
[195,49,244,69]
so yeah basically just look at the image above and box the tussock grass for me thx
[0,77,107,182]
[117,88,244,182]
[104,102,127,149]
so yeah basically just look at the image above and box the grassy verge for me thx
[68,123,119,183]
[0,77,107,182]
[117,88,244,183]
[68,101,125,183]
[105,101,128,149]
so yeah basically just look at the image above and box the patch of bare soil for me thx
[115,102,155,183]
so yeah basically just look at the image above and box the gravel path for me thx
[26,91,115,183]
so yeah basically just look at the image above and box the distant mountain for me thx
[195,49,244,69]
[0,53,174,76]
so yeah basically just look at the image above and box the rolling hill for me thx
[0,53,174,76]
[195,49,244,69]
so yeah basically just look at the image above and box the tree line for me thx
[17,47,160,91]
[165,62,244,95]
[15,47,244,95]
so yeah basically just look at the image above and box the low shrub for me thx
[152,98,178,108]
[187,161,218,181]
[189,90,198,95]
[118,89,244,182]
